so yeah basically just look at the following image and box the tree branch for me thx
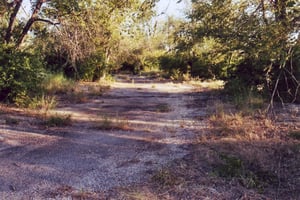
[35,18,60,26]
[15,0,46,48]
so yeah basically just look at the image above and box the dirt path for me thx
[0,75,210,199]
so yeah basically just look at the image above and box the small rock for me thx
[9,185,16,191]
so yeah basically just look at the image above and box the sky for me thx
[155,0,190,20]
[19,0,190,21]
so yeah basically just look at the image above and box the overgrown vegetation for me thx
[1,0,299,108]
[0,46,45,105]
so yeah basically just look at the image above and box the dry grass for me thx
[151,168,180,187]
[40,114,72,127]
[188,79,224,90]
[207,112,277,141]
[107,99,299,200]
[92,116,133,131]
[193,100,300,199]
[57,82,111,104]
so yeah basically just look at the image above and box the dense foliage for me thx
[0,0,159,104]
[173,0,300,102]
[0,45,44,105]
[0,0,299,105]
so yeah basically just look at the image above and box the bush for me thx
[76,53,107,81]
[191,59,215,79]
[44,47,108,82]
[0,46,45,105]
[159,54,186,75]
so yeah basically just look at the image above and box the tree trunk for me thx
[5,0,23,43]
[15,0,46,48]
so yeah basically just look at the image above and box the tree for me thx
[0,0,160,103]
[177,0,300,103]
[37,0,159,79]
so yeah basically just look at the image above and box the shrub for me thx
[159,54,186,76]
[76,53,107,81]
[0,46,45,105]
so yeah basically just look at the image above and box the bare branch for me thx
[267,70,282,115]
[35,18,60,26]
[16,0,46,48]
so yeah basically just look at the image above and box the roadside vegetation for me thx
[1,0,298,109]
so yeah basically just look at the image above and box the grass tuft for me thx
[156,103,172,113]
[41,114,72,127]
[29,94,57,110]
[42,73,75,95]
[93,116,131,131]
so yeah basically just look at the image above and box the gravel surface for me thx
[0,75,206,199]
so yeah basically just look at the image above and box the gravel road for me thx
[0,75,209,199]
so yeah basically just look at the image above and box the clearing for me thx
[0,75,299,199]
[0,75,212,199]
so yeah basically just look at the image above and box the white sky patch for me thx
[155,0,190,20]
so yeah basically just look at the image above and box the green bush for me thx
[76,53,107,81]
[0,46,45,105]
[191,59,215,79]
[159,54,186,74]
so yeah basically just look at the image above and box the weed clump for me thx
[41,114,72,127]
